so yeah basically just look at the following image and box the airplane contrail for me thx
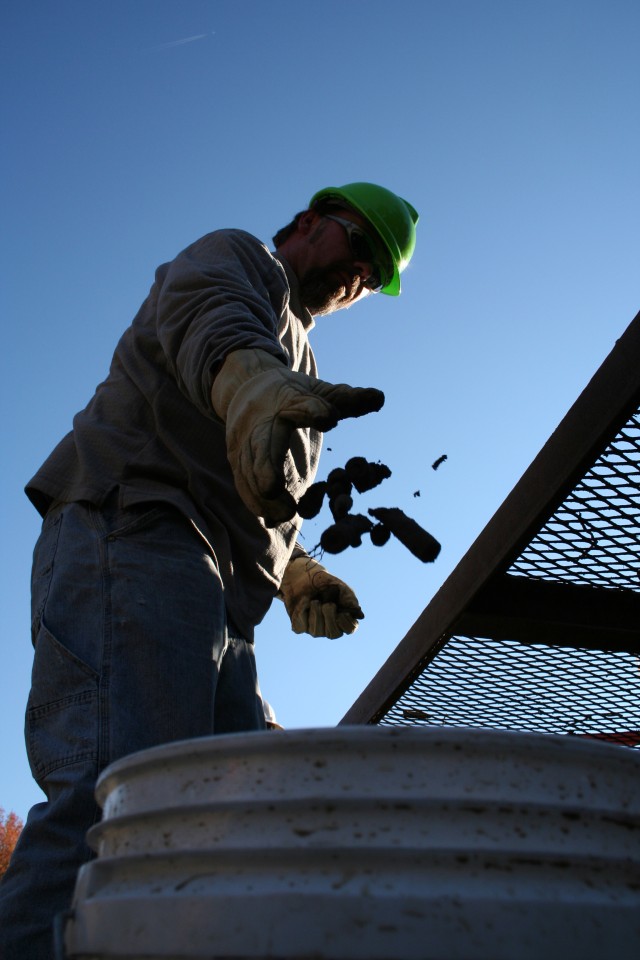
[152,33,212,51]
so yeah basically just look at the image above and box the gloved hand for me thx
[278,555,364,639]
[211,349,384,526]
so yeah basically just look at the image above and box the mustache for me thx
[298,263,366,316]
[305,261,362,293]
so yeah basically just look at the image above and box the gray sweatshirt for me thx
[26,229,321,640]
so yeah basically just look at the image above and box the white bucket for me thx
[63,727,640,959]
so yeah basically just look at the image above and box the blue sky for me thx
[2,0,639,821]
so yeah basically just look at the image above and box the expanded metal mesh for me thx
[378,406,640,743]
[382,635,640,748]
[508,408,640,591]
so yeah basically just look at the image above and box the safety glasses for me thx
[322,214,387,292]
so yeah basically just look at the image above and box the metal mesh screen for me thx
[508,408,640,590]
[381,636,640,747]
[378,406,640,743]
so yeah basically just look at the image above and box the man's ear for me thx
[296,209,321,236]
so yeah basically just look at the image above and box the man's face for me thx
[296,207,385,316]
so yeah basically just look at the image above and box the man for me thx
[0,181,418,958]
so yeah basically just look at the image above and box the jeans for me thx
[0,499,266,960]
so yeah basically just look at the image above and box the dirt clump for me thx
[297,456,441,564]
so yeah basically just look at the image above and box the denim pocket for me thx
[103,503,166,541]
[26,622,99,784]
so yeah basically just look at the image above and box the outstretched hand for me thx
[212,349,384,526]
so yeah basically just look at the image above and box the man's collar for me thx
[272,252,315,331]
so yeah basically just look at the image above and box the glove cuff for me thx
[210,348,286,420]
[278,554,322,598]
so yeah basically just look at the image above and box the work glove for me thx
[211,348,384,526]
[278,555,364,639]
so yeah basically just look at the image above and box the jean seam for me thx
[88,505,113,773]
[32,749,99,782]
[28,689,98,719]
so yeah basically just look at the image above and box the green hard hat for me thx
[309,181,419,296]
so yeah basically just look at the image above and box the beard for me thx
[298,262,364,316]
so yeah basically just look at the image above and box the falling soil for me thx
[367,507,441,563]
[344,457,392,493]
[298,457,441,564]
[370,523,391,546]
[320,514,373,554]
[297,481,327,519]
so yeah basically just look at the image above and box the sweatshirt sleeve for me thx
[153,229,290,416]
